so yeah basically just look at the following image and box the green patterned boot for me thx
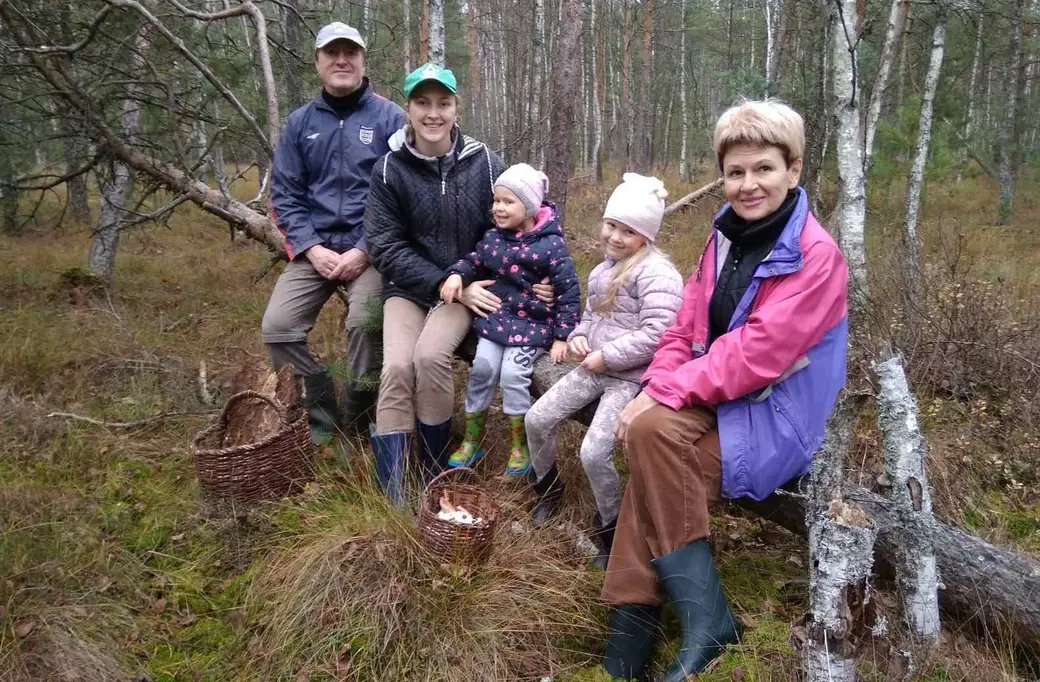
[448,411,487,468]
[505,414,532,477]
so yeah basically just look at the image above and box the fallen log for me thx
[531,356,1040,656]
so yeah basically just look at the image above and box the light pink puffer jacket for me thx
[569,249,685,382]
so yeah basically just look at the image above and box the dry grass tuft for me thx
[247,479,606,681]
[0,605,135,682]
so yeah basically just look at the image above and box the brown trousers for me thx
[601,404,722,606]
[376,297,472,434]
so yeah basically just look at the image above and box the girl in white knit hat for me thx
[440,163,582,476]
[524,172,685,567]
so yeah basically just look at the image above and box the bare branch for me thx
[18,5,117,55]
[47,410,215,429]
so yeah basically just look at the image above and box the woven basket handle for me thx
[423,466,479,497]
[217,390,288,428]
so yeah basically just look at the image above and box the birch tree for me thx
[531,0,546,164]
[428,0,446,66]
[998,0,1025,225]
[679,0,691,181]
[902,5,947,300]
[830,0,868,307]
[955,15,984,182]
[864,0,910,171]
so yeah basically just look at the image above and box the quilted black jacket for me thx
[364,125,506,308]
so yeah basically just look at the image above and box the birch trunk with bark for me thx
[402,0,411,72]
[88,28,151,281]
[831,0,868,309]
[593,0,604,181]
[956,15,983,182]
[902,7,946,301]
[427,0,445,66]
[805,397,876,682]
[764,0,783,88]
[531,0,546,164]
[998,0,1025,225]
[467,0,481,135]
[544,0,583,226]
[621,0,634,170]
[420,0,430,64]
[679,0,690,181]
[875,355,941,644]
[864,0,909,171]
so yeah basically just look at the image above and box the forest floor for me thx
[1,166,1038,681]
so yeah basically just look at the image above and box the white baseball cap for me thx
[315,22,366,50]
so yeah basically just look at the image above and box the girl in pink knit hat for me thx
[524,173,684,568]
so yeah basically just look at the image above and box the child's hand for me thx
[440,274,464,304]
[550,339,569,364]
[568,335,591,359]
[581,350,607,374]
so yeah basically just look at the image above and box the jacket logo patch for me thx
[305,132,320,140]
[359,125,374,145]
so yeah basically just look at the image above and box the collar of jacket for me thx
[310,78,373,114]
[711,186,809,277]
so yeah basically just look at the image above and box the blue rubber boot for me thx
[416,418,452,484]
[369,426,410,506]
[602,603,661,681]
[652,539,741,682]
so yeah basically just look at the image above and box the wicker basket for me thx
[418,467,501,564]
[192,390,314,506]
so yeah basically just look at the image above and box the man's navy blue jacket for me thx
[270,80,405,259]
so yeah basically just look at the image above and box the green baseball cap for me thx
[403,62,458,98]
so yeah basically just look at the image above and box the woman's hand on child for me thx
[580,350,607,374]
[532,277,555,305]
[550,340,569,364]
[458,279,502,318]
[568,335,591,359]
[614,391,661,443]
[440,274,464,304]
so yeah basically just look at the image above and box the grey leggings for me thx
[525,365,640,524]
[464,338,545,415]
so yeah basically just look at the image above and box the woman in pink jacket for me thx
[600,100,849,682]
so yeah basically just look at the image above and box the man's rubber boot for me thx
[369,426,410,507]
[652,539,741,682]
[341,387,377,441]
[602,604,661,681]
[417,419,452,484]
[529,463,565,527]
[303,373,341,446]
[505,414,532,476]
[448,411,487,468]
[590,512,618,570]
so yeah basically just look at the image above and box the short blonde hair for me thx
[712,99,805,170]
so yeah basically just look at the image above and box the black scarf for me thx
[322,79,369,118]
[708,190,798,344]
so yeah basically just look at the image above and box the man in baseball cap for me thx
[261,22,405,445]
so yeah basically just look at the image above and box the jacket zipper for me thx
[337,118,345,222]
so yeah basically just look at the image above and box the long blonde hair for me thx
[594,244,656,314]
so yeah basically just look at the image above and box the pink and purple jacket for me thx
[641,188,849,500]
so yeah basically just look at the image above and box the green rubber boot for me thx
[505,414,532,477]
[448,411,487,468]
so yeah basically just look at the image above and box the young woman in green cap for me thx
[363,62,553,502]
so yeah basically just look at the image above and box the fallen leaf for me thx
[13,620,35,638]
[151,598,167,615]
[786,554,804,568]
[334,654,352,679]
[731,667,746,680]
[738,613,756,630]
[171,533,186,542]
[178,613,196,627]
[69,605,89,618]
